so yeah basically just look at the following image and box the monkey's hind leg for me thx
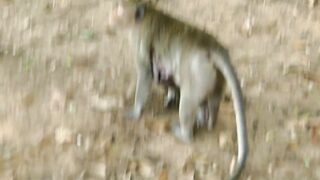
[195,104,208,128]
[125,67,152,120]
[207,71,225,130]
[172,89,200,143]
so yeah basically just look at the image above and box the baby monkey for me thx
[108,1,248,179]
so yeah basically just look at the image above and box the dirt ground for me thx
[0,0,320,179]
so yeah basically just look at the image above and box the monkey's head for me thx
[108,0,148,34]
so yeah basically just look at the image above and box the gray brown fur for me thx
[109,2,248,179]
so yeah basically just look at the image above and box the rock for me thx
[88,162,107,179]
[90,95,124,112]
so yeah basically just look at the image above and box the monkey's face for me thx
[108,1,137,34]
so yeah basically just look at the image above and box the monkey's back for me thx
[140,5,226,54]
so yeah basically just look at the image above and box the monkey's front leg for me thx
[172,89,198,143]
[126,65,152,120]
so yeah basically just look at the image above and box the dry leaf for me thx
[146,118,170,135]
[302,71,320,85]
[158,168,168,180]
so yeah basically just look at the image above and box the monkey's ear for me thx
[135,4,145,21]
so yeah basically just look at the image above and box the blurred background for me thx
[0,0,319,179]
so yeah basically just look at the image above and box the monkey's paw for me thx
[171,121,193,143]
[164,96,180,110]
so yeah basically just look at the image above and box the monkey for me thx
[145,32,211,128]
[108,1,248,179]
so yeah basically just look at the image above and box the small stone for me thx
[67,102,76,113]
[50,89,67,112]
[211,163,218,172]
[22,17,30,30]
[307,82,314,92]
[76,133,83,147]
[138,159,155,179]
[240,16,254,37]
[125,81,136,99]
[268,163,273,175]
[54,126,72,145]
[218,132,231,149]
[286,121,298,141]
[90,95,124,112]
[265,131,274,143]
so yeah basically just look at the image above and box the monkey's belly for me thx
[152,63,177,88]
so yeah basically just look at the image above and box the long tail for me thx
[211,49,248,180]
